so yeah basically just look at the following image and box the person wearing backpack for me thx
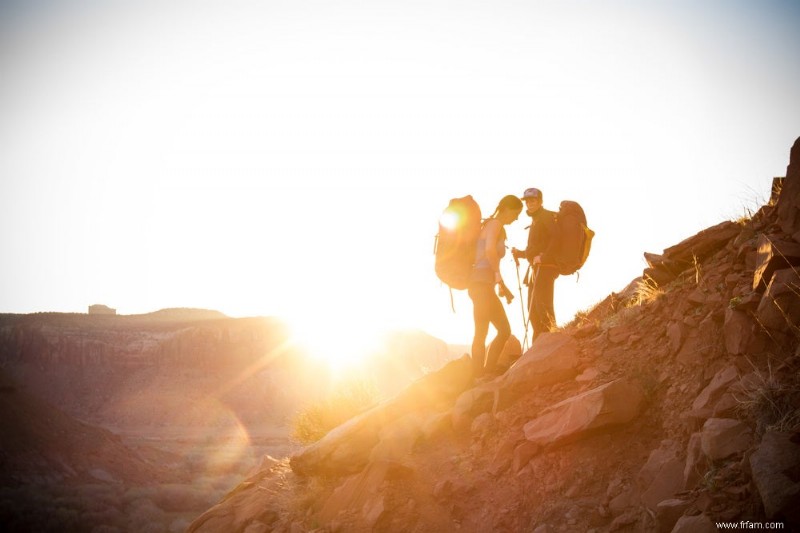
[512,187,558,342]
[468,194,523,378]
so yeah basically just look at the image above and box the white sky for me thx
[1,0,799,346]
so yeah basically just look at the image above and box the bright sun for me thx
[285,309,385,378]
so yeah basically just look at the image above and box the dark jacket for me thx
[524,208,556,263]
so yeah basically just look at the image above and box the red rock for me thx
[724,309,769,356]
[687,365,739,419]
[752,236,800,292]
[756,268,800,333]
[776,136,800,235]
[663,221,741,267]
[637,441,685,511]
[700,418,753,461]
[496,332,580,410]
[522,379,644,447]
[750,430,800,526]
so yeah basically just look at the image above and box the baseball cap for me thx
[521,188,542,200]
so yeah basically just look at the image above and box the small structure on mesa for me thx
[88,304,116,316]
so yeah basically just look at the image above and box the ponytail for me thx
[490,195,523,218]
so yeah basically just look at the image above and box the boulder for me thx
[662,220,741,267]
[686,365,739,419]
[496,332,580,409]
[700,418,753,461]
[749,430,800,526]
[752,236,800,292]
[643,265,679,287]
[637,441,685,511]
[756,268,800,333]
[522,379,644,447]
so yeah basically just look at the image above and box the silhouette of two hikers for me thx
[436,187,591,380]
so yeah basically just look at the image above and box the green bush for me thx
[291,376,379,444]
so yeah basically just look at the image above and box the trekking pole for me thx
[523,264,539,349]
[514,256,528,351]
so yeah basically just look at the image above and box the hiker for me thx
[468,195,523,378]
[512,187,558,342]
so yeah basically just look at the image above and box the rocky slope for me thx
[0,367,176,487]
[188,137,800,532]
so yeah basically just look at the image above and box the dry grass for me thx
[290,377,379,444]
[628,276,663,307]
[734,360,800,435]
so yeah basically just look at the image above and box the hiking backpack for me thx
[552,200,595,276]
[434,195,482,290]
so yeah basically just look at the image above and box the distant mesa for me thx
[88,303,116,315]
[137,307,228,320]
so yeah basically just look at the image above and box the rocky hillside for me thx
[188,137,800,532]
[0,367,177,487]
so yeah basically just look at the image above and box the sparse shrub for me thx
[628,275,663,307]
[291,376,379,444]
[735,362,800,435]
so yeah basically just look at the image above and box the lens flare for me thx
[439,210,460,230]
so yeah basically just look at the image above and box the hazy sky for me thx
[2,0,799,348]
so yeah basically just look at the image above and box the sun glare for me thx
[439,211,460,231]
[286,312,384,378]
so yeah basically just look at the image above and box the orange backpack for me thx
[434,195,482,290]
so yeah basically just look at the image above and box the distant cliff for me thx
[0,313,314,428]
[0,312,452,431]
